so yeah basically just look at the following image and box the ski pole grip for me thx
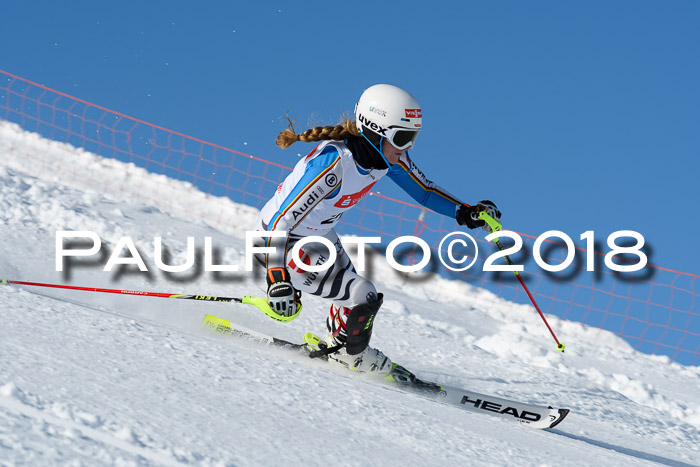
[478,211,503,240]
[241,296,300,323]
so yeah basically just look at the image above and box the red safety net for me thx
[1,69,697,365]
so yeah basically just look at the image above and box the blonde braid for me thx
[275,112,361,149]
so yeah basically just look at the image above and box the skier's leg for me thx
[281,231,392,375]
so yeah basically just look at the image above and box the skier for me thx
[255,84,500,376]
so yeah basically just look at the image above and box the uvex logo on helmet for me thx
[357,113,388,136]
[405,109,422,118]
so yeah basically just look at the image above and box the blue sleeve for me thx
[387,153,462,218]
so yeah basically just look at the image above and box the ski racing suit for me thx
[256,140,463,322]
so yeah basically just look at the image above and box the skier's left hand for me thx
[266,267,302,318]
[456,200,501,232]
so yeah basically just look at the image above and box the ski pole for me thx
[477,212,565,352]
[0,279,299,323]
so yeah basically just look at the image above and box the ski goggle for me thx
[386,127,420,150]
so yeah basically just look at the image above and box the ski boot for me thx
[323,297,392,376]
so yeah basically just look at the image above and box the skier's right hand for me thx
[266,267,302,318]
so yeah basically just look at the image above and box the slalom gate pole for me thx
[477,212,565,352]
[0,279,298,323]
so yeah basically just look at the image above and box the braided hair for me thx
[275,112,361,148]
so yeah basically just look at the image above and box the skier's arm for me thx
[264,147,343,269]
[386,153,463,218]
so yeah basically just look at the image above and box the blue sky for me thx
[1,0,698,275]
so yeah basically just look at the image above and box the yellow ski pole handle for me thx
[241,296,301,323]
[478,210,503,240]
[478,211,519,276]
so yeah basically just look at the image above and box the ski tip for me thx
[548,408,570,429]
[202,314,232,334]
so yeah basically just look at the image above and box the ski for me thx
[202,314,569,430]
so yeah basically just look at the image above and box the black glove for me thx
[456,200,502,232]
[266,268,302,318]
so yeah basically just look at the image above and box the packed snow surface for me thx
[1,121,698,466]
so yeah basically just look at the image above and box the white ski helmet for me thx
[354,84,422,151]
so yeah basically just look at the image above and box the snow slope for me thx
[1,120,699,466]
